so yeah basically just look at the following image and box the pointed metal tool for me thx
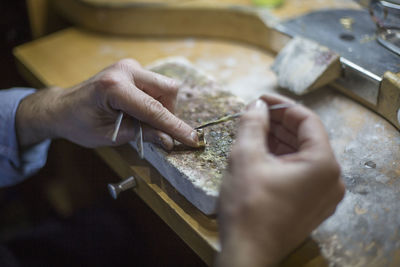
[111,112,144,159]
[135,120,144,159]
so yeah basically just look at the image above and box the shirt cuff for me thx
[0,88,51,187]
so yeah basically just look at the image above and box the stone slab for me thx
[131,57,244,215]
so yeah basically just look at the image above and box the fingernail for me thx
[190,130,200,147]
[247,99,267,111]
[170,79,179,88]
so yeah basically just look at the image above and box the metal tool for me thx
[278,9,398,100]
[370,0,400,55]
[136,121,144,159]
[194,103,296,130]
[351,1,400,55]
[107,176,137,199]
[276,8,400,130]
[112,111,124,143]
[111,111,144,159]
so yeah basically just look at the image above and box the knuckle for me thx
[111,59,141,78]
[97,72,121,89]
[164,78,179,95]
[171,118,186,133]
[115,58,140,69]
[144,97,166,119]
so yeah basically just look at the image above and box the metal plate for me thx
[280,9,400,77]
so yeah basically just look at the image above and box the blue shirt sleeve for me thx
[0,88,51,187]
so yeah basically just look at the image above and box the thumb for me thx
[234,99,270,165]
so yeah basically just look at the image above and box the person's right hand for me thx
[217,94,345,267]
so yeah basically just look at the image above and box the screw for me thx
[108,176,137,199]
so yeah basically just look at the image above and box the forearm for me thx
[15,87,61,148]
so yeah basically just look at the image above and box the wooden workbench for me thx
[15,0,400,266]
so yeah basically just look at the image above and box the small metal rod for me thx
[195,113,242,130]
[195,103,297,130]
[137,121,144,159]
[112,111,124,143]
[111,112,145,159]
[268,103,297,110]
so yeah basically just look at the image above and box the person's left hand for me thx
[16,59,200,149]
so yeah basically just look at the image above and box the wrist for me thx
[216,227,280,267]
[16,87,61,147]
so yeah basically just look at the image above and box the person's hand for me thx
[216,94,345,267]
[16,59,200,149]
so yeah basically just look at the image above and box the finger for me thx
[142,124,174,151]
[233,99,270,166]
[270,121,298,150]
[296,113,331,155]
[261,93,310,134]
[260,93,296,124]
[132,67,179,113]
[114,118,174,150]
[115,85,199,147]
[114,59,178,112]
[113,117,135,144]
[267,135,296,156]
[260,93,330,155]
